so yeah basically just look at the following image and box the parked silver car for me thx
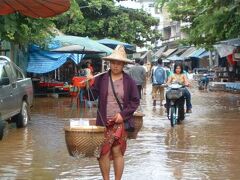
[0,56,33,140]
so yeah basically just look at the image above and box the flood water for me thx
[0,85,240,179]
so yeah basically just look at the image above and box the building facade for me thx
[116,0,188,48]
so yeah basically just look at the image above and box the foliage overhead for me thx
[52,0,85,36]
[54,0,161,47]
[0,0,161,48]
[155,0,240,48]
[0,14,54,47]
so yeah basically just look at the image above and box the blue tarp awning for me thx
[98,38,136,53]
[199,51,210,58]
[98,38,134,49]
[53,36,113,55]
[27,45,84,74]
[189,48,206,58]
[27,35,113,74]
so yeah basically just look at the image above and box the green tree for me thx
[0,0,161,50]
[0,14,55,60]
[0,14,54,46]
[52,0,85,35]
[155,0,240,48]
[54,0,161,47]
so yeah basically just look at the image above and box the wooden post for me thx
[209,51,213,68]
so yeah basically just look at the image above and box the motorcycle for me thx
[166,83,185,127]
[198,74,209,90]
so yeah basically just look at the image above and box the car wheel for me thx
[16,101,30,128]
[0,120,5,140]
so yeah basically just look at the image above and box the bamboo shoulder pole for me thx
[79,71,107,84]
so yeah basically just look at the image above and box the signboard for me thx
[233,53,240,61]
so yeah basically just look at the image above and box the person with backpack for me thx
[151,58,167,106]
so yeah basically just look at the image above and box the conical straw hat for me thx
[102,45,134,64]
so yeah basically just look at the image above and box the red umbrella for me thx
[0,0,70,18]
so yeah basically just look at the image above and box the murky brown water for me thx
[0,85,240,179]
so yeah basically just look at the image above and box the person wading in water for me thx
[87,45,140,180]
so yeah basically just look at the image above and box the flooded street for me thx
[0,85,240,180]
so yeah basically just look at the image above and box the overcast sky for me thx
[115,1,142,9]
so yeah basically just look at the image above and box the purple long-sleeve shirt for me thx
[89,71,140,128]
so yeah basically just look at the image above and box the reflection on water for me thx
[0,89,240,179]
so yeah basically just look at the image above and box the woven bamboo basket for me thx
[128,111,144,139]
[64,112,144,157]
[64,120,105,157]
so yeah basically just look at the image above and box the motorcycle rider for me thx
[166,62,192,113]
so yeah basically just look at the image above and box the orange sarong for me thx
[98,120,127,160]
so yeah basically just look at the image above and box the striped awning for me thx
[162,48,177,57]
[171,48,188,56]
[180,47,196,59]
[154,46,167,57]
[189,48,206,58]
[167,55,184,61]
[140,51,151,60]
[199,51,210,58]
